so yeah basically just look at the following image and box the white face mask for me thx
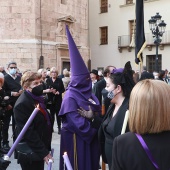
[9,68,16,75]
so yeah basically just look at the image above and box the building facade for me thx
[0,0,89,73]
[89,0,170,72]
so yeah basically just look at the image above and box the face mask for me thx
[31,84,43,96]
[9,69,16,75]
[107,90,115,100]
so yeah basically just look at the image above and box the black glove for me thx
[77,105,94,119]
[0,157,11,170]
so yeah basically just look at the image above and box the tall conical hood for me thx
[59,26,101,118]
[66,25,89,76]
[66,25,91,99]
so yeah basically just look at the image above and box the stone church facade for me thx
[0,0,89,74]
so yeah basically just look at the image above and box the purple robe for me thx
[59,26,101,170]
[59,84,101,170]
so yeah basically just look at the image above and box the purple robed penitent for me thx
[58,26,101,170]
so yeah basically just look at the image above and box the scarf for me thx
[26,90,51,127]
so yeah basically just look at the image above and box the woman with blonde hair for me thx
[62,69,70,90]
[111,79,170,170]
[46,67,65,134]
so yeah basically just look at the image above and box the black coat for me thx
[46,77,65,105]
[112,131,170,170]
[3,74,21,105]
[14,91,52,159]
[92,78,106,105]
[98,98,129,168]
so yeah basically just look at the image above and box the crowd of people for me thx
[0,26,170,170]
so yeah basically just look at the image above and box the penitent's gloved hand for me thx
[0,157,11,170]
[77,105,94,120]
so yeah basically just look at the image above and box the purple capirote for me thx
[59,26,101,170]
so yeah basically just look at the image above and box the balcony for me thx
[118,30,170,52]
[126,0,148,5]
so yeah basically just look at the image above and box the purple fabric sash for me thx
[26,90,51,127]
[135,133,160,170]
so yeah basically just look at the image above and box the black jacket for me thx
[98,98,129,168]
[92,78,106,105]
[14,91,52,159]
[46,77,65,105]
[112,131,170,170]
[3,74,21,105]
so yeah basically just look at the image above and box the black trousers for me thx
[49,103,61,129]
[2,109,13,145]
[20,160,44,170]
[2,102,16,144]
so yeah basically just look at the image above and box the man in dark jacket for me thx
[2,61,22,151]
[92,65,115,113]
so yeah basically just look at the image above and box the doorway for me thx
[62,61,70,72]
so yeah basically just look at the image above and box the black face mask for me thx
[31,84,43,96]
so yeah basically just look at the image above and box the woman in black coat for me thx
[46,67,65,134]
[112,80,170,170]
[98,63,134,169]
[14,71,53,170]
[78,62,135,169]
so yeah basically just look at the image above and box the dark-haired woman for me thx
[99,68,134,169]
[79,62,135,169]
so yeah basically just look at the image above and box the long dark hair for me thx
[110,61,135,98]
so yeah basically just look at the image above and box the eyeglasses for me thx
[9,67,17,69]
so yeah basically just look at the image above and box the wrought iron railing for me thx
[126,0,148,4]
[118,30,170,47]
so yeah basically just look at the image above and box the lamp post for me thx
[148,13,166,72]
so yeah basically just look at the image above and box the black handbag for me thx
[16,142,41,163]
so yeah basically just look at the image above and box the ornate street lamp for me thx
[148,13,166,72]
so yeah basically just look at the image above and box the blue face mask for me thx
[9,68,16,75]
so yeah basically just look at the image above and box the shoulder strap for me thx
[135,133,160,170]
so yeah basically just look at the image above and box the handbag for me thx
[16,142,41,163]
